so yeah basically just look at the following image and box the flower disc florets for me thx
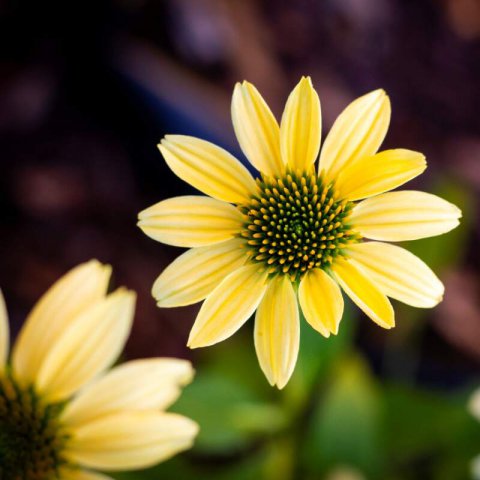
[0,375,66,480]
[240,169,358,282]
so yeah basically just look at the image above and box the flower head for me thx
[0,260,198,479]
[138,77,461,388]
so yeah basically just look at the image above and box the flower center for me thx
[0,375,67,480]
[240,169,358,282]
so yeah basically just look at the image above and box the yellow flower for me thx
[138,77,461,389]
[0,260,198,480]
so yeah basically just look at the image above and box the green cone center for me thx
[240,169,358,282]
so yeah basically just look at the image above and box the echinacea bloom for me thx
[0,260,198,480]
[138,77,461,389]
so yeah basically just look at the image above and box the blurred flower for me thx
[469,389,480,479]
[0,260,198,479]
[139,77,461,388]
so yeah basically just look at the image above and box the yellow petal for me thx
[298,269,344,337]
[138,196,243,247]
[0,290,9,372]
[36,289,136,403]
[332,257,394,329]
[159,135,257,204]
[12,260,111,387]
[61,359,193,426]
[280,76,321,171]
[188,264,268,348]
[63,412,198,471]
[346,242,444,308]
[319,89,390,181]
[59,469,114,480]
[335,149,427,201]
[254,276,299,389]
[231,81,283,176]
[350,191,462,241]
[152,239,247,307]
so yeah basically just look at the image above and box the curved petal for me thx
[349,191,462,241]
[319,89,390,181]
[63,412,198,471]
[298,269,344,337]
[0,290,9,372]
[152,239,247,307]
[62,359,193,426]
[12,260,111,387]
[332,257,394,329]
[36,289,136,403]
[254,276,299,389]
[138,196,243,247]
[159,135,257,203]
[280,76,321,171]
[346,242,444,308]
[335,149,426,201]
[231,81,283,176]
[187,264,268,348]
[59,469,114,480]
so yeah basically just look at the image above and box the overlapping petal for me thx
[335,149,426,201]
[59,469,115,480]
[298,269,344,337]
[332,257,394,329]
[188,264,268,348]
[280,76,321,171]
[152,238,247,307]
[347,242,444,308]
[232,81,283,176]
[159,135,257,203]
[254,276,299,389]
[138,196,243,247]
[0,290,9,372]
[350,190,462,241]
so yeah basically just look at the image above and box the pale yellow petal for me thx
[36,289,136,403]
[59,468,114,480]
[298,268,344,337]
[152,239,247,307]
[280,76,321,171]
[335,149,426,201]
[319,89,390,181]
[350,191,462,241]
[188,264,268,348]
[469,389,480,421]
[159,135,257,203]
[0,290,9,371]
[347,242,444,308]
[63,412,198,471]
[254,276,299,389]
[62,359,193,426]
[138,196,243,247]
[332,257,394,329]
[231,81,283,176]
[12,260,111,387]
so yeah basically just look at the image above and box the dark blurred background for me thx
[1,1,480,479]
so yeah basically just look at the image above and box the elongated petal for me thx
[138,196,243,247]
[59,469,114,480]
[335,149,426,201]
[153,239,247,307]
[36,289,136,403]
[298,269,344,337]
[12,260,111,387]
[159,135,257,203]
[319,89,390,181]
[346,242,444,308]
[231,81,283,176]
[63,412,198,471]
[62,359,193,426]
[0,290,9,371]
[254,276,299,389]
[332,257,394,329]
[280,76,321,171]
[350,191,462,241]
[188,264,268,348]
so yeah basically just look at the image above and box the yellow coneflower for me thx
[0,260,198,480]
[138,77,461,389]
